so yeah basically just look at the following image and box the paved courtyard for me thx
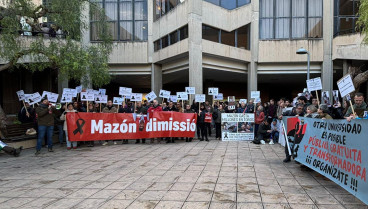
[0,139,366,209]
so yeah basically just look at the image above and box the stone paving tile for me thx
[0,140,366,209]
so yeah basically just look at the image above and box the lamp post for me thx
[296,47,310,80]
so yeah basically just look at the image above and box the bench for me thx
[0,123,37,142]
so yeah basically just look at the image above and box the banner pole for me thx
[182,100,184,111]
[100,103,102,113]
[87,101,89,112]
[162,98,164,105]
[77,93,79,102]
[22,100,29,115]
[117,104,119,113]
[315,90,320,107]
[282,121,292,156]
[123,96,126,108]
[134,101,137,113]
[349,100,356,117]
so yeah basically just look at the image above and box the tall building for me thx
[1,0,367,113]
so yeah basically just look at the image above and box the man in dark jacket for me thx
[268,99,277,118]
[184,104,195,142]
[35,98,57,155]
[245,100,255,113]
[198,104,208,141]
[213,104,225,140]
[252,118,272,144]
[135,102,147,144]
[236,102,246,113]
[18,102,35,124]
[164,102,177,143]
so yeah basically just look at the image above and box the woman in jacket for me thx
[254,106,265,137]
[213,104,225,140]
[60,103,78,150]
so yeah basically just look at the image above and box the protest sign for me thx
[113,97,124,105]
[221,113,255,141]
[195,94,205,103]
[119,87,132,96]
[213,93,223,100]
[80,92,95,101]
[61,94,73,103]
[239,99,247,104]
[333,90,340,107]
[99,89,106,95]
[146,91,157,102]
[177,92,188,100]
[28,92,42,105]
[95,95,108,103]
[283,117,368,205]
[16,90,25,101]
[306,77,323,92]
[251,91,260,99]
[76,85,83,93]
[337,74,355,98]
[185,87,195,95]
[169,95,178,103]
[130,93,142,102]
[48,93,59,103]
[228,96,236,110]
[66,112,197,141]
[86,89,94,94]
[159,90,170,99]
[322,91,331,106]
[208,87,219,96]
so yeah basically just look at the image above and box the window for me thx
[202,24,250,50]
[202,25,219,42]
[334,0,360,36]
[90,0,148,42]
[154,0,185,21]
[204,0,250,10]
[153,25,188,52]
[260,0,323,40]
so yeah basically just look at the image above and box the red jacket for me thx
[148,105,162,114]
[255,111,265,124]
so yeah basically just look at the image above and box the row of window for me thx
[204,0,250,10]
[154,0,185,21]
[202,24,250,49]
[259,0,323,40]
[154,25,188,52]
[90,0,148,41]
[334,0,360,36]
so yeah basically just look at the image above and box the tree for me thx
[0,0,113,127]
[348,66,368,93]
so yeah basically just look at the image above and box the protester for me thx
[213,104,225,140]
[204,106,212,139]
[311,98,319,108]
[304,105,318,118]
[317,104,333,119]
[35,98,57,155]
[197,104,208,141]
[54,106,65,145]
[147,100,163,143]
[345,93,367,121]
[60,103,78,149]
[270,118,279,144]
[164,102,176,143]
[246,99,255,113]
[254,106,265,137]
[102,100,118,145]
[18,102,35,123]
[297,96,308,112]
[184,104,195,142]
[237,102,246,113]
[277,99,285,120]
[252,117,272,145]
[88,103,95,112]
[0,140,22,157]
[135,101,147,144]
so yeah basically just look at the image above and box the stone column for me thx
[248,0,259,99]
[188,0,203,94]
[151,64,162,102]
[81,2,92,89]
[342,59,350,76]
[322,0,333,93]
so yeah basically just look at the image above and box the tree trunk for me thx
[0,104,7,129]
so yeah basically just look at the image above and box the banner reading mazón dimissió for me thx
[66,112,197,141]
[284,117,368,205]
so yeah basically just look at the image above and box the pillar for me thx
[322,0,333,93]
[151,64,162,102]
[248,0,259,99]
[342,59,351,76]
[188,0,203,94]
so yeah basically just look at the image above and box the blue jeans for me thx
[37,126,54,151]
[272,131,279,143]
[65,131,77,148]
[58,125,64,144]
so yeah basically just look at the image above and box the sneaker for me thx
[269,141,274,145]
[260,140,266,145]
[14,146,23,157]
[114,141,117,145]
[102,142,108,146]
[48,148,54,152]
[35,150,40,155]
[283,157,291,163]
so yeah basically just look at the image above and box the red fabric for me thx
[148,105,162,114]
[287,117,307,135]
[204,113,212,123]
[255,112,265,124]
[66,112,197,141]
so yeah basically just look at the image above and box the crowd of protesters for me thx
[13,91,367,157]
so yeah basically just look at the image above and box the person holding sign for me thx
[198,104,209,141]
[18,102,35,124]
[60,103,78,150]
[147,100,163,143]
[213,104,225,140]
[135,102,147,144]
[345,93,368,121]
[102,100,118,145]
[184,104,195,142]
[35,97,57,155]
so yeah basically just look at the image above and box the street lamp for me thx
[296,47,310,80]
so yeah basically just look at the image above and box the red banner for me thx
[66,112,197,141]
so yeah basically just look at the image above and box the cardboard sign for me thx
[28,92,42,105]
[169,95,178,103]
[337,74,355,98]
[208,87,219,96]
[95,95,108,103]
[76,85,83,93]
[239,99,247,104]
[255,98,261,104]
[61,94,73,103]
[306,77,323,92]
[251,91,260,99]
[228,96,236,110]
[70,89,78,97]
[333,90,340,107]
[16,90,25,101]
[130,93,143,102]
[42,91,59,103]
[80,92,95,101]
[159,90,171,99]
[213,93,223,100]
[145,91,157,102]
[322,91,331,106]
[93,90,100,96]
[119,87,132,96]
[177,92,188,100]
[113,97,124,105]
[195,94,205,103]
[86,89,94,94]
[99,89,106,95]
[24,94,32,103]
[185,87,195,95]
